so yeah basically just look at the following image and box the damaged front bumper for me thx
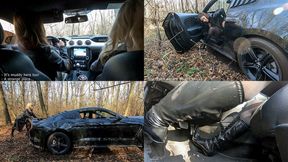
[29,127,48,149]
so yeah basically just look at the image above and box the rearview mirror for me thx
[65,15,88,23]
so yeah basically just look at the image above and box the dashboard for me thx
[62,35,108,80]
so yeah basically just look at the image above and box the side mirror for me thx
[112,115,122,123]
[65,15,88,23]
[5,36,13,44]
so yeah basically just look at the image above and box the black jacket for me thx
[24,45,71,80]
[209,8,226,28]
[14,109,36,131]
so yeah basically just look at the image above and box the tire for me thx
[237,37,288,80]
[47,132,71,155]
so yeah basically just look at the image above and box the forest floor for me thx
[144,33,248,80]
[0,126,143,162]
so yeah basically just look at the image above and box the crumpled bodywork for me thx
[29,107,144,149]
[226,0,288,54]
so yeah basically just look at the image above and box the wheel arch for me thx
[241,30,288,55]
[234,34,288,60]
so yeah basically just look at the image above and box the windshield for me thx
[0,9,119,38]
[45,9,119,37]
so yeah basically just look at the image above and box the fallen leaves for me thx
[0,126,143,162]
[144,35,248,81]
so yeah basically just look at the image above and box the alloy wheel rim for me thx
[50,135,68,153]
[241,47,280,81]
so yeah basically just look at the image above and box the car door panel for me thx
[163,12,208,53]
[70,119,104,146]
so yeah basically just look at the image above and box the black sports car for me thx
[29,107,144,155]
[163,0,288,81]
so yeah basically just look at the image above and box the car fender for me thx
[242,28,288,55]
[226,0,288,54]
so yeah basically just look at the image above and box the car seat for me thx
[0,22,50,81]
[250,84,288,161]
[96,50,144,81]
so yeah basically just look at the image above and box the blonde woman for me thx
[90,0,144,74]
[11,103,37,137]
[13,12,71,80]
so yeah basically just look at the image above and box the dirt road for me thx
[0,126,143,162]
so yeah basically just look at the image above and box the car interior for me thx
[79,110,117,119]
[144,81,288,161]
[0,0,144,81]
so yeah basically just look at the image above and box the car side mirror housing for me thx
[5,36,13,44]
[112,116,122,123]
[65,15,88,23]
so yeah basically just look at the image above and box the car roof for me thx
[51,107,118,119]
[0,0,125,22]
[76,107,110,111]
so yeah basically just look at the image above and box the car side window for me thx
[96,111,115,118]
[80,111,97,119]
[0,19,15,45]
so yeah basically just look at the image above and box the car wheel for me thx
[237,37,288,80]
[47,132,71,155]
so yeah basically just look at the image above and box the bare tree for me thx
[36,82,48,117]
[0,82,11,125]
[124,82,135,116]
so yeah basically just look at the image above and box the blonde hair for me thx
[13,12,49,50]
[99,0,144,64]
[25,103,33,109]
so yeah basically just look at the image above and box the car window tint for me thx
[80,111,95,119]
[96,111,115,118]
[0,19,15,44]
[63,111,80,119]
[0,19,14,33]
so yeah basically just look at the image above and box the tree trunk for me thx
[115,81,121,112]
[65,81,69,108]
[155,3,162,49]
[195,0,199,13]
[36,82,48,117]
[43,82,49,110]
[124,82,135,116]
[59,82,64,111]
[181,0,185,12]
[0,82,12,125]
[21,82,26,108]
[79,82,85,107]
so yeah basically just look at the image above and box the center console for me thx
[68,47,92,80]
[70,47,91,70]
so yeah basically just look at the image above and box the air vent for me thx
[85,40,91,45]
[77,40,83,45]
[91,37,108,42]
[69,40,74,45]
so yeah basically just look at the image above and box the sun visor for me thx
[40,10,63,24]
[107,3,123,9]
